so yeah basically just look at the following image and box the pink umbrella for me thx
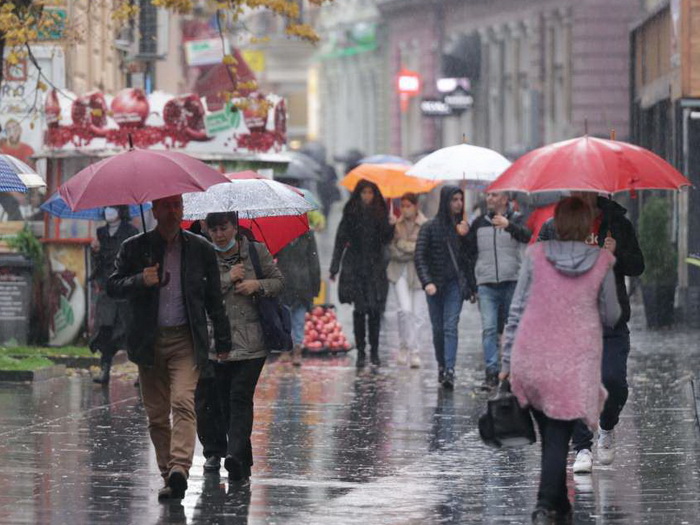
[58,148,229,211]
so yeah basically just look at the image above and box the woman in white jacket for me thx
[386,193,428,367]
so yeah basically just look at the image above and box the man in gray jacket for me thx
[466,192,531,388]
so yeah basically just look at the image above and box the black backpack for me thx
[248,243,293,352]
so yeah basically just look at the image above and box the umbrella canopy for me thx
[41,192,151,220]
[240,215,310,255]
[407,144,511,187]
[487,136,691,195]
[341,163,440,198]
[182,178,315,220]
[0,154,45,192]
[283,151,322,181]
[58,148,229,210]
[360,154,412,166]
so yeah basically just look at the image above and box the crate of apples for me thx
[303,306,352,353]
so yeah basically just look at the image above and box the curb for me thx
[5,350,127,369]
[0,365,66,382]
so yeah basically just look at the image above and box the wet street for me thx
[1,298,699,524]
[1,212,700,525]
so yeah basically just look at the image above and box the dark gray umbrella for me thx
[283,152,322,181]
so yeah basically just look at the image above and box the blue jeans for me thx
[478,281,517,375]
[290,304,307,346]
[426,280,463,370]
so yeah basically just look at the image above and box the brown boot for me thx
[292,344,303,367]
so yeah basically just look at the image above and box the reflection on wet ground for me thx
[0,300,699,524]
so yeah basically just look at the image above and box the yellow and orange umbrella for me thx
[340,163,440,198]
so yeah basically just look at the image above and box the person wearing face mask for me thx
[415,186,473,388]
[386,193,428,368]
[330,180,395,368]
[202,211,284,483]
[89,206,139,384]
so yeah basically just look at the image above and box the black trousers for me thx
[572,325,631,451]
[215,357,266,478]
[194,373,227,459]
[532,410,575,514]
[353,309,381,355]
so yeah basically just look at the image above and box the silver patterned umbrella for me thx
[182,178,316,220]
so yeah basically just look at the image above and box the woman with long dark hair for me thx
[330,180,394,367]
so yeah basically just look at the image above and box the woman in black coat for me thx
[330,180,394,367]
[89,205,139,384]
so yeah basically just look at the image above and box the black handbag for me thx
[478,379,536,448]
[248,243,293,352]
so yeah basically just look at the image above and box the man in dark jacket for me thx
[107,195,231,501]
[539,193,644,474]
[276,230,321,366]
[415,186,473,388]
[466,192,531,389]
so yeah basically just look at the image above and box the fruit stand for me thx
[303,305,352,354]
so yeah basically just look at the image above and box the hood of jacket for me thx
[437,185,463,226]
[545,240,603,276]
[597,196,628,217]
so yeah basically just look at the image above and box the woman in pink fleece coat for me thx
[500,197,620,524]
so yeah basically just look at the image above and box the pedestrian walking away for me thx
[414,186,474,389]
[500,197,620,523]
[89,205,138,384]
[330,179,394,368]
[466,192,531,390]
[539,193,644,473]
[205,212,285,484]
[107,195,232,501]
[387,192,428,368]
[276,227,321,366]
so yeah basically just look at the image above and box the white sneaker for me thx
[573,449,593,473]
[409,354,421,368]
[397,347,408,366]
[597,428,615,465]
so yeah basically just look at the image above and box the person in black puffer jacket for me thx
[538,193,644,474]
[330,179,394,368]
[415,185,474,388]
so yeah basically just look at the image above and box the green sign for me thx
[204,102,241,135]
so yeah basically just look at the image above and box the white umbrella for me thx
[407,144,511,188]
[182,178,315,220]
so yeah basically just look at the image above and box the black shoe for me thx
[480,371,499,391]
[370,351,380,367]
[442,368,455,390]
[224,455,248,482]
[356,351,366,368]
[92,363,111,385]
[167,469,187,500]
[204,455,221,472]
[438,367,445,384]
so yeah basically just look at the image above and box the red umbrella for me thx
[487,136,691,195]
[58,148,230,211]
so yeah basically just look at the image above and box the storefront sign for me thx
[444,86,474,114]
[44,87,287,154]
[397,69,422,96]
[420,99,452,117]
[0,256,33,345]
[185,38,229,67]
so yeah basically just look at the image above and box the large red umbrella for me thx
[58,148,230,211]
[487,136,691,195]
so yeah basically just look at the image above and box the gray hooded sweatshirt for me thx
[500,241,620,374]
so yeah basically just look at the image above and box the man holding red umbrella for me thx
[108,194,232,501]
[538,192,645,473]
